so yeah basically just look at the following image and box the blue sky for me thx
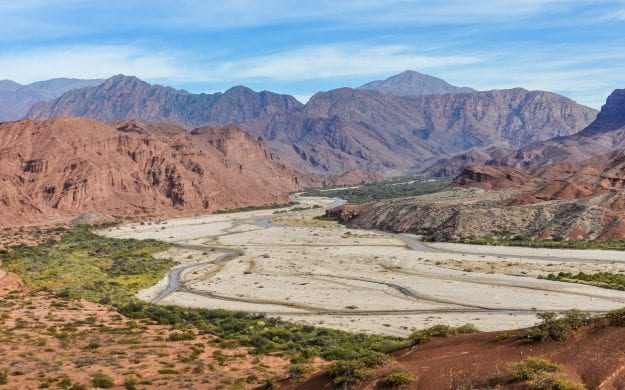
[1,0,624,108]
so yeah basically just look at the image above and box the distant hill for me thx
[358,70,475,96]
[0,78,103,120]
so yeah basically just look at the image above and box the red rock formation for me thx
[0,117,310,227]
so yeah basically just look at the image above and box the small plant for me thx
[378,367,414,388]
[521,311,591,342]
[123,377,137,390]
[286,363,313,378]
[328,351,389,387]
[0,370,7,385]
[529,374,585,390]
[508,357,562,381]
[168,331,196,341]
[409,324,479,346]
[91,372,114,389]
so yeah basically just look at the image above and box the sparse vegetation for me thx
[456,236,625,250]
[408,323,479,346]
[546,271,625,290]
[507,358,585,390]
[91,372,114,388]
[521,311,591,342]
[377,367,414,388]
[302,176,451,203]
[508,358,562,381]
[328,351,389,387]
[215,202,299,214]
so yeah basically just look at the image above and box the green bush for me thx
[508,358,562,381]
[605,307,625,327]
[328,351,389,387]
[91,372,114,388]
[168,331,196,341]
[286,363,313,378]
[409,324,479,346]
[521,311,591,342]
[378,367,414,388]
[0,370,7,385]
[529,374,585,390]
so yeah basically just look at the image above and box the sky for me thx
[1,0,624,108]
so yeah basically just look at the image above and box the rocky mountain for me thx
[0,78,103,121]
[0,117,308,227]
[26,75,597,175]
[424,89,625,176]
[26,75,302,128]
[253,87,597,173]
[359,70,475,96]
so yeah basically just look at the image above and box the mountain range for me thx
[24,73,597,174]
[0,78,103,121]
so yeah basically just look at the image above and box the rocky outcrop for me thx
[0,117,310,227]
[358,70,475,96]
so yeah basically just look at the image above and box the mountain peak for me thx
[359,70,476,96]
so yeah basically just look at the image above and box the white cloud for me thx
[215,44,482,81]
[0,45,190,84]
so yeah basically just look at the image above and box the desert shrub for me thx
[286,363,313,378]
[91,372,114,388]
[529,374,585,390]
[168,331,196,341]
[0,371,7,385]
[409,324,479,346]
[605,307,625,327]
[378,367,414,388]
[508,358,562,381]
[521,311,591,342]
[123,377,137,390]
[328,351,389,387]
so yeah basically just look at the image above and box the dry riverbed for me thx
[100,196,625,337]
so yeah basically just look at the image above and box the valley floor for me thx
[101,196,625,336]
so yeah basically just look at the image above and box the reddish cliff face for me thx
[0,117,309,227]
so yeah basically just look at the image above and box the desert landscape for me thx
[3,2,625,388]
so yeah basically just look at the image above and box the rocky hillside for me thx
[24,74,596,175]
[359,70,475,96]
[0,117,308,227]
[424,88,625,176]
[330,152,625,241]
[0,78,103,120]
